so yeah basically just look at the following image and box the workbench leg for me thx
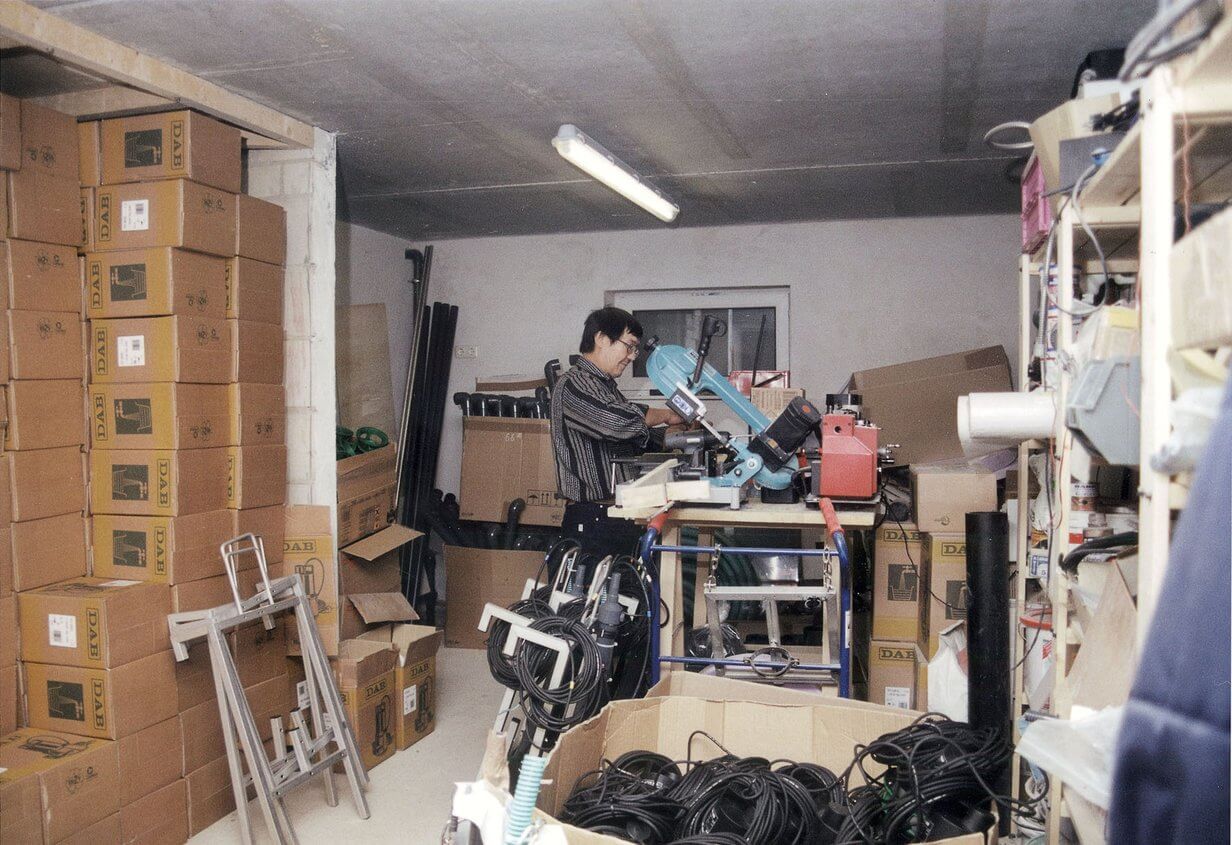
[659,524,683,668]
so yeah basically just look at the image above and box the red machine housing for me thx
[816,413,879,499]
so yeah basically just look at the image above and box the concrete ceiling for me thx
[23,0,1153,240]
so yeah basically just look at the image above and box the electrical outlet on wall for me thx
[455,346,479,359]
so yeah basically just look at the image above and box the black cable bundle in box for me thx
[559,717,1039,845]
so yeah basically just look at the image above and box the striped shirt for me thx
[551,357,657,503]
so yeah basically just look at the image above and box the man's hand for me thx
[646,407,685,427]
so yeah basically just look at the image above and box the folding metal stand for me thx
[647,543,851,696]
[167,534,370,845]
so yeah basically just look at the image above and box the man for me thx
[551,307,683,556]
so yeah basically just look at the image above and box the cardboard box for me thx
[78,120,100,187]
[231,318,283,384]
[171,568,262,615]
[0,447,87,523]
[873,521,924,643]
[1,594,15,669]
[233,504,285,563]
[336,446,396,547]
[0,728,119,845]
[89,447,230,517]
[233,619,290,690]
[283,505,337,653]
[90,315,233,384]
[91,510,234,584]
[94,178,235,257]
[85,247,227,319]
[25,650,176,740]
[850,346,1013,466]
[910,464,998,532]
[0,523,10,598]
[0,664,18,735]
[80,187,95,252]
[19,578,171,669]
[5,380,86,451]
[225,256,283,325]
[19,101,78,181]
[179,673,288,773]
[360,623,442,750]
[442,546,545,649]
[339,524,420,597]
[5,309,85,380]
[0,239,80,312]
[11,513,88,593]
[334,639,398,770]
[5,168,83,247]
[0,92,20,171]
[119,778,188,845]
[868,639,928,710]
[115,716,181,806]
[531,678,996,845]
[89,382,228,450]
[0,173,8,237]
[59,812,120,845]
[100,110,241,193]
[235,194,287,265]
[919,533,969,658]
[185,756,234,835]
[228,382,286,445]
[173,639,215,714]
[226,444,287,509]
[459,418,565,527]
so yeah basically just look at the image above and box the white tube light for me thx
[552,124,679,223]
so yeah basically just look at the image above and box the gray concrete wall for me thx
[337,214,1020,499]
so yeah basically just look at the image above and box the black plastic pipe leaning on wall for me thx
[966,510,1011,833]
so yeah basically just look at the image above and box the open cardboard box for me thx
[478,674,996,844]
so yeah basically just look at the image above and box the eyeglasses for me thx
[615,338,641,358]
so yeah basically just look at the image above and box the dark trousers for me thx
[561,502,645,560]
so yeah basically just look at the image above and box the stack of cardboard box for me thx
[867,464,999,710]
[1,96,90,741]
[78,108,294,837]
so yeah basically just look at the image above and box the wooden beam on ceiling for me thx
[0,1,314,149]
[29,85,175,118]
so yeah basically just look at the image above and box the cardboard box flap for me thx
[349,592,416,625]
[850,345,1010,389]
[340,523,422,561]
[335,637,398,686]
[389,623,442,666]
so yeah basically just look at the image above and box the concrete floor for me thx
[189,647,504,845]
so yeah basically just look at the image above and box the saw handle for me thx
[689,316,727,387]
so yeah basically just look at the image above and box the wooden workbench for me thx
[608,499,876,665]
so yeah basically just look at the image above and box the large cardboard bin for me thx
[530,674,997,844]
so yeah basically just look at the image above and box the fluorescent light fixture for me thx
[552,124,679,223]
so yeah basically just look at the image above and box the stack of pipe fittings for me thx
[452,389,550,418]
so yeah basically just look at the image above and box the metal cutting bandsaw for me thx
[629,315,891,508]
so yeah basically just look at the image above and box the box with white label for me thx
[18,577,171,669]
[93,178,236,257]
[91,315,233,383]
[867,639,927,711]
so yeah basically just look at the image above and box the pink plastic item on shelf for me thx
[1021,156,1052,254]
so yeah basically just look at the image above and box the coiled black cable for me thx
[560,715,1032,845]
[485,597,554,689]
[513,615,608,734]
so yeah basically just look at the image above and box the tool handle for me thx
[689,316,727,387]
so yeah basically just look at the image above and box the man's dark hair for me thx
[580,306,643,353]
